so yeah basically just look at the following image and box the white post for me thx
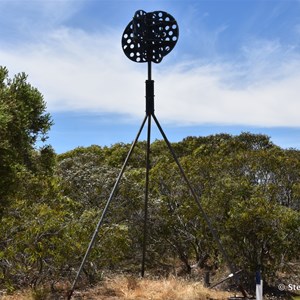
[256,271,263,300]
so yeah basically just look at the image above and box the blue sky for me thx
[1,0,300,153]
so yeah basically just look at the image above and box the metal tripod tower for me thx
[68,10,246,299]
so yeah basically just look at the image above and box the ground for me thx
[1,273,299,299]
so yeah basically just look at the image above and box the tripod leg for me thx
[68,115,148,300]
[151,114,235,274]
[141,115,151,277]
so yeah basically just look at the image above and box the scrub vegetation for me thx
[1,67,299,298]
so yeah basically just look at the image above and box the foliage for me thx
[0,173,130,290]
[0,66,53,215]
[56,134,300,284]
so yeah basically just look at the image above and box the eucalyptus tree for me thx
[0,66,54,214]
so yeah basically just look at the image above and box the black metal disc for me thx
[121,10,179,63]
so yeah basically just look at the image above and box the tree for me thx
[185,134,300,281]
[0,66,53,214]
[56,135,300,278]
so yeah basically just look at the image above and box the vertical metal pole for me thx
[141,60,154,277]
[141,114,151,277]
[147,60,152,81]
[68,115,147,300]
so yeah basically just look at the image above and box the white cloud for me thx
[1,28,300,127]
[1,27,146,114]
[0,0,83,29]
[156,63,300,126]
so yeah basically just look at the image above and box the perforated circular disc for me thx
[122,10,179,63]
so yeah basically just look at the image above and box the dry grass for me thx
[131,276,230,300]
[1,276,232,300]
[0,290,32,300]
